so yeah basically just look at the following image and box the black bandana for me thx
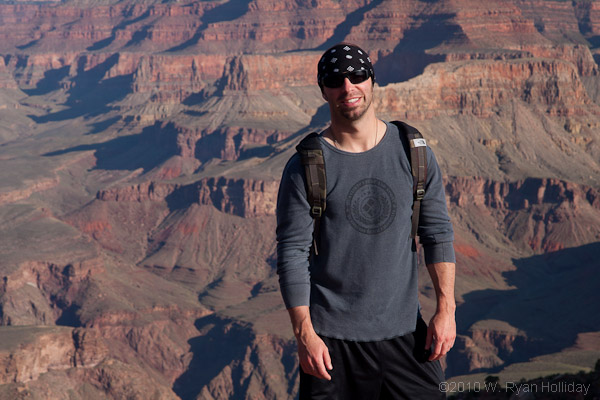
[317,43,375,87]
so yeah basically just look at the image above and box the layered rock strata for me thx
[96,177,278,218]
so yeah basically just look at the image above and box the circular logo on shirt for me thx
[345,178,397,235]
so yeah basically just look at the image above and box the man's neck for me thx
[326,111,383,153]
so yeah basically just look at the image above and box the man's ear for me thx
[321,89,328,102]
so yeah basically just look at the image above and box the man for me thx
[276,43,456,400]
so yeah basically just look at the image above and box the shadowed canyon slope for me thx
[1,0,600,398]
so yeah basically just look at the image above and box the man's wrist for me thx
[435,298,456,314]
[288,306,316,340]
[294,318,318,342]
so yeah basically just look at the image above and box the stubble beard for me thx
[337,91,373,122]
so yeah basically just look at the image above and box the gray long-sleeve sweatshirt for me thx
[276,121,455,341]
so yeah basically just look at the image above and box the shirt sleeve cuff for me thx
[281,283,311,309]
[423,241,456,264]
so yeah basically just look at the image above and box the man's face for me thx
[322,75,374,122]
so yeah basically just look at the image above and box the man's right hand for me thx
[287,306,333,380]
[297,331,333,380]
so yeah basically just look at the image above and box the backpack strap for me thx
[391,121,428,239]
[296,132,327,256]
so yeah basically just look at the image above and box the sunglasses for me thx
[321,70,371,88]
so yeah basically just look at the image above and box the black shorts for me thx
[299,317,445,400]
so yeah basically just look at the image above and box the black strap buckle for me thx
[311,206,323,218]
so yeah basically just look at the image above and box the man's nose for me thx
[341,77,353,90]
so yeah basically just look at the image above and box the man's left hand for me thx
[426,310,456,361]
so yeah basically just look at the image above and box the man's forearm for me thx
[287,305,316,339]
[426,262,456,313]
[288,305,333,380]
[425,261,456,360]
